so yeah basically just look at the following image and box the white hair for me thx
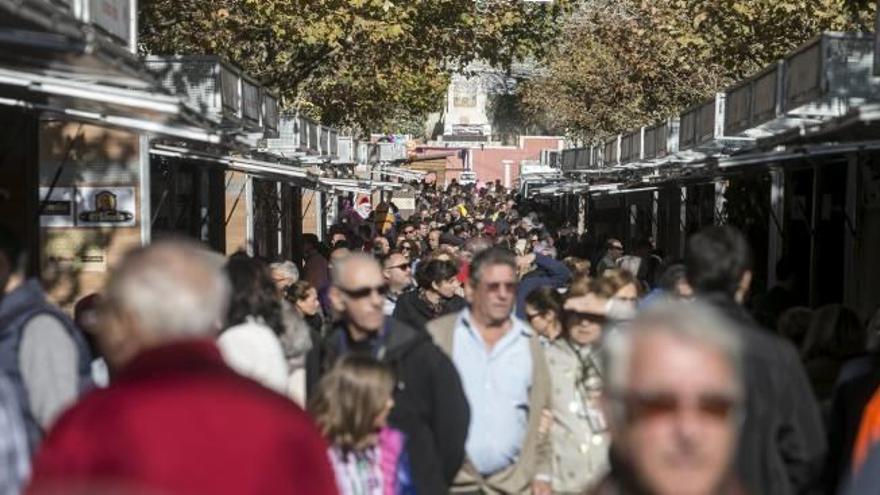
[270,260,300,283]
[604,299,744,421]
[105,240,231,339]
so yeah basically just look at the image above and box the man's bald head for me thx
[332,252,382,288]
[330,253,386,334]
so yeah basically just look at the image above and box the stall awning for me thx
[317,178,372,195]
[0,2,223,143]
[318,177,406,195]
[533,182,591,197]
[151,144,315,186]
[369,165,426,181]
[588,183,623,195]
[0,64,223,143]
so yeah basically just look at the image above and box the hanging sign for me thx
[75,187,136,227]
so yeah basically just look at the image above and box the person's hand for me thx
[532,479,552,495]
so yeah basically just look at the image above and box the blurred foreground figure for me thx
[685,226,825,494]
[0,225,92,451]
[593,301,745,495]
[27,240,337,495]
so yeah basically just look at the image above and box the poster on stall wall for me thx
[39,187,75,227]
[75,187,136,227]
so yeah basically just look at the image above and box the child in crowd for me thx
[309,355,415,495]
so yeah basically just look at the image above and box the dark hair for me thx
[416,259,459,291]
[286,280,315,303]
[330,242,351,254]
[470,247,516,285]
[777,306,813,349]
[657,263,688,292]
[524,286,563,316]
[802,304,865,360]
[303,233,321,250]
[685,226,752,297]
[399,240,421,259]
[224,253,284,336]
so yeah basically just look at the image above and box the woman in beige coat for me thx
[545,289,612,493]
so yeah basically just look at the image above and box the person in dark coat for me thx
[309,253,470,495]
[392,259,465,332]
[515,251,571,320]
[685,226,826,495]
[27,240,337,495]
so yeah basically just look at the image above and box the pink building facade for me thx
[413,136,564,187]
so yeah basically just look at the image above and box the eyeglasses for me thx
[525,311,544,322]
[482,281,516,293]
[404,229,416,235]
[339,284,390,299]
[564,310,606,325]
[610,390,741,424]
[386,263,411,271]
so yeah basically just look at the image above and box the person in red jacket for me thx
[27,240,338,495]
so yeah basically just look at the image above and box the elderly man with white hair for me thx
[28,240,337,495]
[589,300,746,495]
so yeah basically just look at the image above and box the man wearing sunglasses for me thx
[596,239,624,277]
[311,253,470,495]
[595,301,745,495]
[427,247,553,495]
[381,251,413,317]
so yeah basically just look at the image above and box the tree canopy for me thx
[520,0,876,141]
[139,0,568,135]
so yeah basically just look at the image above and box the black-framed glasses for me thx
[339,284,390,299]
[564,309,606,325]
[525,310,544,322]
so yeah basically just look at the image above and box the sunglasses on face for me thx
[612,389,741,424]
[339,284,390,299]
[564,310,606,325]
[525,311,545,322]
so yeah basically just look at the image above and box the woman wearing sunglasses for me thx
[524,286,564,345]
[392,259,465,333]
[543,285,612,494]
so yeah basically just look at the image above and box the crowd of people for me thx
[2,179,880,494]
